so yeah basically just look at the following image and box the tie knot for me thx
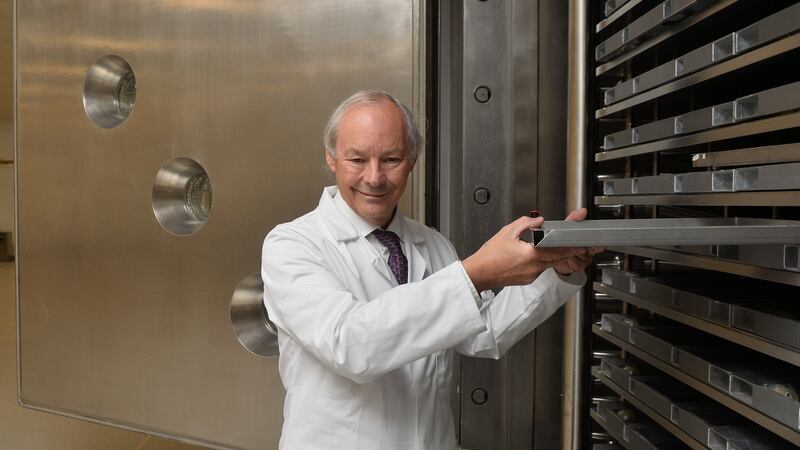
[372,229,402,249]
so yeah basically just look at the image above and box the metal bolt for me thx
[473,187,490,205]
[473,85,491,103]
[471,388,488,405]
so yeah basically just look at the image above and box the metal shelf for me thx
[596,0,714,63]
[595,111,800,162]
[597,0,643,33]
[602,162,800,196]
[692,143,800,168]
[532,217,800,248]
[595,191,800,207]
[596,0,737,76]
[597,32,800,118]
[590,407,684,450]
[593,282,800,367]
[592,367,709,450]
[612,246,800,287]
[601,81,800,152]
[593,325,800,446]
[590,410,630,450]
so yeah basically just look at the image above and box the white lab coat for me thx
[261,186,585,450]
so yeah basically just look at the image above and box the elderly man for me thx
[262,90,599,450]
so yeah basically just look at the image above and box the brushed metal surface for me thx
[563,0,588,448]
[534,218,800,248]
[16,1,419,448]
[692,143,800,168]
[595,0,738,76]
[447,1,570,448]
[596,32,800,118]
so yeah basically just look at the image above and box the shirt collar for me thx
[332,188,405,241]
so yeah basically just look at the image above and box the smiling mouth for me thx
[356,190,388,198]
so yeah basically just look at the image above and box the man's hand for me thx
[551,208,605,276]
[462,215,589,292]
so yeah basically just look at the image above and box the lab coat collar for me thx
[320,186,423,244]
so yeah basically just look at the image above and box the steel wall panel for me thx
[15,1,419,448]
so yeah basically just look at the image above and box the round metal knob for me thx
[473,187,491,205]
[473,85,492,103]
[471,387,489,405]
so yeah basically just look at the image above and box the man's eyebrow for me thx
[339,148,406,157]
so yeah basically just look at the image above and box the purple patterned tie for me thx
[372,229,408,285]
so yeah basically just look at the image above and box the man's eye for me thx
[349,158,366,164]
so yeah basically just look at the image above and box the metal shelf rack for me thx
[576,1,800,448]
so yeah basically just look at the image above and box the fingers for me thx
[507,215,544,239]
[565,207,587,222]
[536,246,587,262]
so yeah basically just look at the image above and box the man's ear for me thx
[325,151,336,173]
[406,153,417,172]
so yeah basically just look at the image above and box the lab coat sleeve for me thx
[454,268,586,358]
[262,225,489,384]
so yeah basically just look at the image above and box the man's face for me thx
[326,101,415,228]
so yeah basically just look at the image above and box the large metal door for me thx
[14,1,423,448]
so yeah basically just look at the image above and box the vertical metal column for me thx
[562,0,589,449]
[457,2,516,447]
[442,1,570,448]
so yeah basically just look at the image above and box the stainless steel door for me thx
[15,1,422,448]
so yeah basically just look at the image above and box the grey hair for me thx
[323,89,423,161]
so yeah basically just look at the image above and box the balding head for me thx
[323,90,422,161]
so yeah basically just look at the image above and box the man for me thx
[262,90,600,450]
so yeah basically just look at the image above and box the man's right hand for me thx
[462,216,589,292]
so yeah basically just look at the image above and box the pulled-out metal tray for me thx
[531,218,800,247]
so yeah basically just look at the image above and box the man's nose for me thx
[363,160,386,185]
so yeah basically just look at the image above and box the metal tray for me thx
[734,162,800,192]
[604,128,634,150]
[602,268,800,348]
[720,425,798,450]
[732,305,800,350]
[676,103,734,134]
[735,2,800,53]
[605,0,632,18]
[595,0,707,62]
[602,34,731,106]
[601,80,800,151]
[597,400,686,450]
[677,33,735,76]
[625,422,686,450]
[602,2,800,107]
[632,117,676,145]
[602,314,800,431]
[603,178,635,195]
[674,170,733,193]
[632,175,676,194]
[531,218,800,247]
[597,358,796,449]
[665,243,800,273]
[735,81,800,122]
[710,364,800,431]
